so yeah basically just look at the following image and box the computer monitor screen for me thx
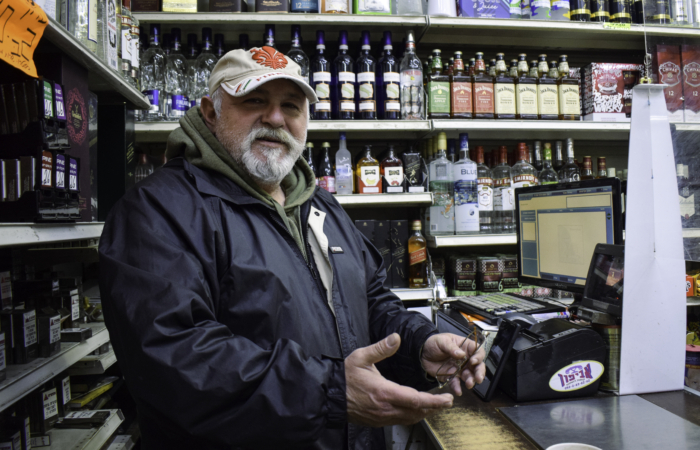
[514,179,622,293]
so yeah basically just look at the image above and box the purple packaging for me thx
[55,154,66,191]
[68,158,79,192]
[54,83,66,122]
[459,0,475,16]
[477,0,510,17]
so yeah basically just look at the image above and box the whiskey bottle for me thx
[590,0,610,21]
[516,57,538,120]
[539,143,559,184]
[333,30,355,120]
[408,221,430,288]
[596,156,608,178]
[493,147,515,234]
[558,138,581,182]
[318,142,336,193]
[509,59,519,78]
[553,140,564,171]
[473,52,495,119]
[570,0,591,19]
[476,146,494,234]
[580,156,594,179]
[468,58,476,76]
[382,145,405,193]
[428,49,451,119]
[428,133,455,235]
[453,133,479,235]
[450,51,473,119]
[356,145,382,194]
[511,143,538,189]
[538,61,560,120]
[494,53,516,120]
[537,54,548,78]
[610,0,632,22]
[557,55,581,120]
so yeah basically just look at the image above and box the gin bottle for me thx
[287,25,310,85]
[493,147,514,233]
[475,146,494,234]
[453,133,479,235]
[191,28,218,108]
[141,23,166,121]
[335,132,353,195]
[356,31,377,120]
[165,28,189,121]
[428,132,455,235]
[539,143,558,184]
[558,138,581,182]
[399,30,424,120]
[332,30,355,120]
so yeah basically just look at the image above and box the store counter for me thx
[421,388,700,450]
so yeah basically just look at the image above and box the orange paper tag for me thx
[0,0,49,77]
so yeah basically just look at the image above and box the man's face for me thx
[210,79,309,186]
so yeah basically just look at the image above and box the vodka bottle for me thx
[312,31,331,120]
[475,146,494,234]
[378,31,400,120]
[130,16,141,89]
[186,33,199,108]
[287,25,310,85]
[263,24,276,48]
[165,28,189,121]
[356,31,377,120]
[538,143,559,184]
[239,34,249,50]
[428,132,455,235]
[71,0,97,52]
[453,133,479,235]
[557,138,581,182]
[335,132,353,195]
[214,34,226,58]
[191,28,219,108]
[493,147,514,233]
[135,154,154,183]
[333,30,355,120]
[119,0,132,80]
[141,23,166,121]
[98,0,119,71]
[162,33,172,55]
[399,30,424,120]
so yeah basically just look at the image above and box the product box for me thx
[448,255,477,296]
[88,91,98,220]
[687,274,696,297]
[29,384,59,434]
[682,45,700,123]
[432,256,446,287]
[132,0,162,11]
[162,0,196,11]
[390,220,409,288]
[353,0,390,14]
[582,62,644,122]
[375,220,392,288]
[209,0,248,10]
[354,220,375,244]
[477,256,502,293]
[458,0,475,16]
[256,0,289,12]
[476,0,509,17]
[0,332,6,382]
[498,254,521,290]
[37,310,61,358]
[11,309,38,364]
[0,313,13,365]
[56,375,71,416]
[652,45,684,122]
[0,272,11,310]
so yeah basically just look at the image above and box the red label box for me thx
[683,45,700,122]
[582,62,644,122]
[652,44,684,121]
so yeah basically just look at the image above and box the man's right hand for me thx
[345,333,454,427]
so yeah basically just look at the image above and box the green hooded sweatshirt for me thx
[164,106,316,261]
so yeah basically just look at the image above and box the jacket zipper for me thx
[267,210,318,279]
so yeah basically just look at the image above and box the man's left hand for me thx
[420,333,486,396]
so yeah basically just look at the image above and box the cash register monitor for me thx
[514,178,623,294]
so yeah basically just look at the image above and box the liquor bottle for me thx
[318,142,336,193]
[509,59,519,78]
[312,31,332,120]
[191,28,218,108]
[611,0,633,22]
[356,145,381,194]
[186,33,198,60]
[557,55,581,121]
[408,221,430,288]
[135,154,154,182]
[450,51,473,119]
[335,133,353,195]
[262,24,276,49]
[590,0,610,21]
[648,0,672,23]
[322,0,349,13]
[400,31,424,120]
[516,58,538,120]
[399,0,424,14]
[447,139,457,163]
[494,53,516,120]
[475,146,494,234]
[488,59,497,78]
[597,156,608,178]
[378,32,400,120]
[305,142,317,186]
[538,61,560,120]
[165,28,189,121]
[553,140,564,171]
[120,0,132,81]
[570,0,591,19]
[531,0,552,19]
[558,138,581,182]
[214,34,226,58]
[679,164,695,228]
[356,31,377,120]
[469,58,476,76]
[239,33,249,50]
[287,26,310,85]
[532,141,543,173]
[382,145,405,193]
[429,133,455,235]
[130,17,141,89]
[511,0,523,17]
[493,147,515,234]
[445,60,453,77]
[537,54,548,78]
[632,0,644,22]
[141,24,166,121]
[473,52,495,119]
[511,142,538,190]
[454,133,479,235]
[522,0,532,17]
[539,143,558,184]
[292,0,319,12]
[332,30,355,120]
[427,49,451,119]
[580,156,594,179]
[551,0,571,19]
[490,147,499,169]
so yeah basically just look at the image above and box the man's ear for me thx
[200,96,217,133]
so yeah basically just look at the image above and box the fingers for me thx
[384,383,453,410]
[357,333,401,366]
[448,376,463,397]
[460,361,487,389]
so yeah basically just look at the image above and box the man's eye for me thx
[245,98,263,104]
[284,103,301,111]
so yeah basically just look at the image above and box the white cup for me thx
[546,444,603,450]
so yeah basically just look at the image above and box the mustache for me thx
[249,127,302,150]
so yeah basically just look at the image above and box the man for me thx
[99,47,485,449]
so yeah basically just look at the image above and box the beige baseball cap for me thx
[208,46,317,104]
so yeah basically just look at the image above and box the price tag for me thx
[603,22,631,30]
[0,0,49,77]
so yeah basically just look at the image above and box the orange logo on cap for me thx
[250,46,288,70]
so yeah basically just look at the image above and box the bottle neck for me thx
[459,149,469,161]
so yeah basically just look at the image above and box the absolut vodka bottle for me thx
[356,31,377,120]
[141,23,166,121]
[453,133,479,235]
[191,28,218,108]
[335,132,353,194]
[399,30,424,120]
[333,30,355,120]
[287,25,310,85]
[186,33,198,108]
[165,28,189,121]
[429,132,455,235]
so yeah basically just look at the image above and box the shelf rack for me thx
[334,192,432,208]
[0,223,104,248]
[45,409,124,450]
[391,287,435,301]
[68,348,118,376]
[427,234,517,248]
[43,19,149,110]
[0,323,110,413]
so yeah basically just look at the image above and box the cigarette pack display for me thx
[11,309,38,364]
[0,332,6,382]
[37,310,61,358]
[448,255,477,295]
[29,384,59,434]
[256,0,289,12]
[390,220,409,288]
[498,254,520,290]
[401,152,426,193]
[132,0,162,10]
[56,375,71,416]
[582,62,644,122]
[209,0,248,10]
[0,429,20,450]
[60,327,92,342]
[0,313,13,365]
[652,45,684,121]
[374,220,392,288]
[682,45,700,122]
[353,0,391,14]
[477,256,502,293]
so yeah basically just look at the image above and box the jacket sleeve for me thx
[99,178,346,448]
[354,229,438,391]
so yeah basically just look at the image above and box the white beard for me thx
[215,122,307,187]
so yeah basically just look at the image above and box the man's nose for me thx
[261,103,286,128]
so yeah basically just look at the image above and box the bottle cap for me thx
[338,30,348,47]
[459,133,469,150]
[202,27,213,42]
[382,31,392,48]
[519,53,527,58]
[517,142,528,161]
[361,30,371,48]
[339,132,346,140]
[316,30,326,46]
[411,220,422,230]
[171,28,182,41]
[150,23,161,36]
[405,30,416,46]
[499,147,508,164]
[437,132,447,151]
[291,24,301,36]
[306,142,314,148]
[322,142,330,148]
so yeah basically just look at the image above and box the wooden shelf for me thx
[427,234,517,248]
[0,223,103,248]
[335,192,432,208]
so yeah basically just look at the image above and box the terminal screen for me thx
[517,185,615,287]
